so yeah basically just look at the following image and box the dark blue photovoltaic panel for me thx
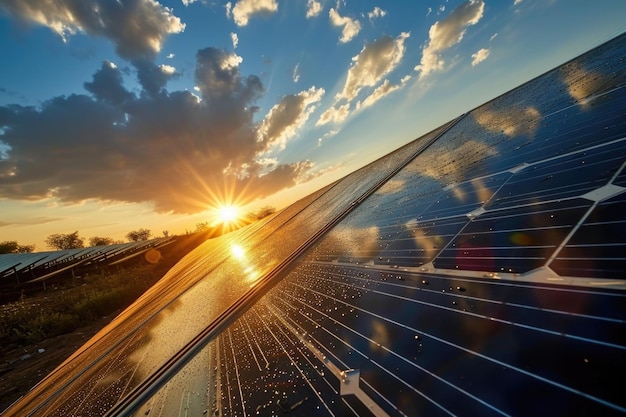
[613,165,626,187]
[551,191,626,278]
[485,140,625,210]
[433,199,593,273]
[374,216,468,267]
[200,262,626,416]
[418,173,511,220]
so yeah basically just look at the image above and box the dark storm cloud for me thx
[133,59,178,98]
[0,49,318,213]
[0,0,185,60]
[195,48,263,104]
[84,61,134,105]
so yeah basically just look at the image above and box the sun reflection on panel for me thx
[229,243,261,284]
[231,243,246,259]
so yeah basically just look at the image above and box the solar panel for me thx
[3,33,625,417]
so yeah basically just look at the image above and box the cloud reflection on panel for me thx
[560,62,617,109]
[309,225,380,265]
[473,105,541,139]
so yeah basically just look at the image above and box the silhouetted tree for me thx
[195,221,210,232]
[247,206,276,221]
[45,231,84,250]
[89,236,114,247]
[126,228,152,242]
[0,240,35,254]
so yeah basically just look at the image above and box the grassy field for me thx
[0,232,209,411]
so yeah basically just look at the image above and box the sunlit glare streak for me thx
[230,244,260,284]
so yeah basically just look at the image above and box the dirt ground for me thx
[0,312,116,412]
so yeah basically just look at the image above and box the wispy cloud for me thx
[329,8,361,43]
[415,0,485,79]
[0,217,65,228]
[471,48,490,66]
[292,62,301,83]
[356,77,410,110]
[317,129,339,146]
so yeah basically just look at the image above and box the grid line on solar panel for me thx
[310,263,625,323]
[296,266,625,345]
[433,199,593,273]
[307,134,626,280]
[416,174,511,221]
[550,190,626,278]
[272,286,486,416]
[484,139,626,210]
[271,266,625,414]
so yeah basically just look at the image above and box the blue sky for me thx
[0,0,625,250]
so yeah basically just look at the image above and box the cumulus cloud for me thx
[133,60,179,97]
[229,0,278,26]
[337,32,409,102]
[0,0,185,60]
[231,32,239,49]
[306,0,322,18]
[356,77,408,110]
[84,61,134,105]
[367,6,387,21]
[0,47,319,213]
[471,47,490,66]
[316,102,351,126]
[415,0,485,78]
[257,86,325,152]
[329,8,361,43]
[316,32,409,127]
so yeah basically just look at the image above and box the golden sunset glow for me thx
[217,205,239,224]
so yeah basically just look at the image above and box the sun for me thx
[216,205,239,225]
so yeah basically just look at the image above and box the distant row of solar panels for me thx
[0,237,172,285]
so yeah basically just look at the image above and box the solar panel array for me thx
[0,238,171,287]
[2,34,625,417]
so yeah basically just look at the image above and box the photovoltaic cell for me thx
[484,139,626,210]
[551,190,626,278]
[434,199,593,273]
